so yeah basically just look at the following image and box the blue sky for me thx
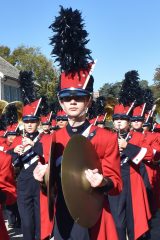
[1,0,160,90]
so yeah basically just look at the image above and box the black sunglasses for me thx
[60,96,88,102]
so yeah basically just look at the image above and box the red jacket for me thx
[142,131,160,212]
[126,131,153,239]
[0,152,16,240]
[53,125,122,240]
[39,133,54,239]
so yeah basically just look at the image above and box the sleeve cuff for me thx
[98,177,114,194]
[123,143,140,160]
[123,143,147,164]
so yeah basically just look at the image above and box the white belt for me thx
[24,155,39,169]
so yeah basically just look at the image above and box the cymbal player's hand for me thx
[33,162,48,182]
[85,168,103,187]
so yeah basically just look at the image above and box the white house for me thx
[0,56,20,102]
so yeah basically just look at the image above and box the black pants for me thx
[108,164,134,240]
[54,188,90,240]
[17,163,40,240]
[6,202,21,226]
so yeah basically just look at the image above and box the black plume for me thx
[49,5,93,74]
[39,96,50,116]
[5,104,18,126]
[0,114,6,130]
[95,96,106,115]
[88,100,96,120]
[19,71,36,105]
[143,88,155,112]
[49,99,61,115]
[119,70,143,106]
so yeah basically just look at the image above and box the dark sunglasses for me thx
[60,96,88,102]
[23,120,38,123]
[130,117,144,122]
[56,118,68,122]
[112,114,130,121]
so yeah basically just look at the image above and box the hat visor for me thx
[96,121,105,125]
[56,116,68,121]
[22,115,39,122]
[112,114,130,120]
[58,89,91,98]
[130,116,144,122]
[41,122,50,125]
[5,131,17,136]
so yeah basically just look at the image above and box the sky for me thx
[1,0,160,91]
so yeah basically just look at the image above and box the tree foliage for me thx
[154,67,160,82]
[99,82,121,99]
[0,45,59,102]
[98,73,158,105]
[153,67,160,98]
[139,80,149,89]
[0,45,11,59]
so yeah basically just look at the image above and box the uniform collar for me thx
[66,120,90,137]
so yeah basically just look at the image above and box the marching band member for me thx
[34,6,122,240]
[109,102,154,240]
[56,109,68,129]
[131,104,160,239]
[8,71,53,240]
[107,70,158,240]
[3,104,21,229]
[34,66,122,240]
[40,111,52,134]
[8,98,43,240]
[130,104,146,132]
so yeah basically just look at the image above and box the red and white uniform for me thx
[52,124,122,240]
[9,134,53,240]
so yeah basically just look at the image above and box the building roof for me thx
[0,56,19,80]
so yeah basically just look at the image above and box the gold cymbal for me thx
[61,134,104,228]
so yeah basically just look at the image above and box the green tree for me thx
[154,67,160,82]
[153,67,160,98]
[150,85,160,99]
[99,82,122,99]
[0,45,59,102]
[0,45,11,59]
[139,80,149,89]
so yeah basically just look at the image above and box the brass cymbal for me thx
[61,134,104,228]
